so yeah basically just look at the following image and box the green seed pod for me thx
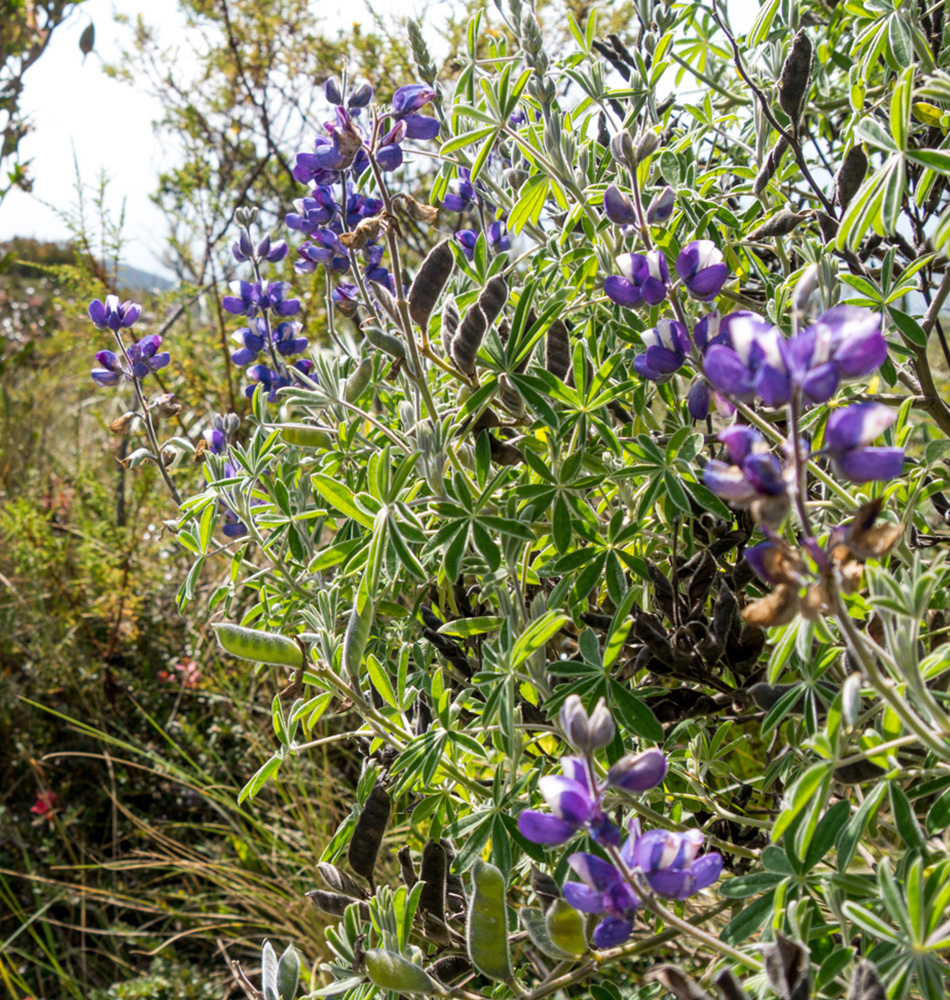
[747,209,807,241]
[530,867,561,914]
[317,862,368,899]
[348,782,391,883]
[521,907,576,961]
[545,318,570,380]
[343,596,374,684]
[835,145,868,210]
[428,956,472,985]
[363,325,406,359]
[451,306,487,376]
[442,296,460,357]
[778,30,812,128]
[306,888,370,920]
[476,275,508,327]
[467,859,512,981]
[409,239,454,329]
[419,840,448,927]
[363,949,438,995]
[279,424,333,450]
[344,357,373,403]
[545,899,587,956]
[213,623,303,668]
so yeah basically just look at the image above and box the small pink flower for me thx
[30,791,57,819]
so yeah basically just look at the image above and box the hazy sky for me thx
[3,1,757,279]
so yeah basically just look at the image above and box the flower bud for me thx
[635,130,660,163]
[232,230,254,261]
[610,132,635,168]
[792,263,820,314]
[266,239,288,262]
[256,234,272,259]
[603,184,637,225]
[235,206,259,227]
[560,695,615,753]
[605,748,668,791]
[646,186,675,226]
[225,413,241,435]
[324,76,344,106]
[348,82,374,109]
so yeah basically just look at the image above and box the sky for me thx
[3,1,757,279]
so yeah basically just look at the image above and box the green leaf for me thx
[438,616,505,637]
[238,754,282,804]
[843,901,900,944]
[509,174,550,235]
[367,654,398,709]
[512,611,570,667]
[837,780,888,870]
[311,474,374,529]
[721,891,775,945]
[772,762,832,843]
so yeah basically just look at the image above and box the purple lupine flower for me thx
[603,184,637,226]
[204,427,228,455]
[222,506,248,537]
[88,294,142,332]
[244,358,314,403]
[560,695,615,753]
[91,350,126,386]
[332,282,360,316]
[231,320,267,366]
[286,188,341,233]
[823,403,905,482]
[703,425,790,527]
[646,186,675,226]
[676,240,728,301]
[232,230,254,262]
[454,229,478,260]
[295,232,350,275]
[391,84,439,139]
[627,826,723,901]
[605,749,668,792]
[687,310,734,420]
[687,379,711,421]
[126,334,170,379]
[815,305,887,380]
[633,318,690,382]
[605,251,670,307]
[256,236,288,263]
[261,282,301,317]
[564,853,639,948]
[442,170,475,212]
[702,312,785,403]
[518,757,620,847]
[509,108,527,128]
[376,141,405,172]
[344,192,383,228]
[362,244,390,284]
[487,220,510,253]
[223,280,262,317]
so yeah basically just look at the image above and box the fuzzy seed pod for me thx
[441,296,460,357]
[451,306,487,375]
[109,411,138,435]
[467,860,511,981]
[834,759,887,784]
[363,325,407,360]
[778,31,813,128]
[339,216,382,250]
[497,375,524,418]
[398,194,440,224]
[213,623,303,668]
[530,867,562,914]
[545,318,571,380]
[397,845,418,888]
[317,862,368,898]
[747,209,808,241]
[408,239,454,329]
[306,889,371,920]
[428,956,472,985]
[372,283,401,324]
[363,949,437,995]
[344,357,373,403]
[753,136,789,195]
[488,434,525,466]
[419,840,448,939]
[348,782,391,883]
[818,212,839,242]
[836,145,869,209]
[477,275,509,327]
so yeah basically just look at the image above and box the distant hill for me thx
[117,263,175,293]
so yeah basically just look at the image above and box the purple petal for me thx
[801,362,839,404]
[754,364,791,408]
[703,345,755,400]
[392,84,436,115]
[835,447,905,483]
[633,354,664,381]
[88,299,107,327]
[121,303,142,327]
[592,917,634,948]
[688,379,710,420]
[718,425,762,465]
[604,276,643,308]
[745,541,782,584]
[690,853,723,891]
[232,348,258,366]
[644,344,684,374]
[562,882,606,913]
[686,263,728,300]
[538,775,595,825]
[605,748,668,791]
[703,461,757,504]
[567,853,622,892]
[640,275,668,306]
[825,403,896,453]
[742,453,787,496]
[603,184,637,225]
[91,368,121,387]
[376,144,404,171]
[403,114,440,139]
[148,352,170,372]
[517,810,576,844]
[222,296,249,315]
[646,867,692,899]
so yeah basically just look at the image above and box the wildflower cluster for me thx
[517,697,720,949]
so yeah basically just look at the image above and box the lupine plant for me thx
[87,1,950,998]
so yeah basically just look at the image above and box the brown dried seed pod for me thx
[497,374,524,418]
[340,216,383,250]
[818,212,839,242]
[477,275,508,327]
[419,840,448,932]
[451,306,487,376]
[836,144,869,209]
[778,30,813,127]
[408,239,454,329]
[488,434,525,466]
[397,844,417,888]
[753,136,789,195]
[441,296,460,357]
[530,867,562,914]
[545,318,571,380]
[306,889,370,920]
[317,861,368,898]
[741,583,799,628]
[348,782,391,883]
[428,956,472,985]
[747,209,808,241]
[834,759,887,784]
[398,194,440,224]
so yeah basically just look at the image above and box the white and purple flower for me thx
[633,318,690,382]
[823,403,905,483]
[676,240,728,301]
[605,250,670,308]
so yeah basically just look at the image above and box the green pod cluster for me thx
[348,781,391,883]
[467,859,512,981]
[363,949,437,995]
[213,623,303,668]
[279,424,333,449]
[363,325,406,359]
[343,357,373,403]
[408,239,454,329]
